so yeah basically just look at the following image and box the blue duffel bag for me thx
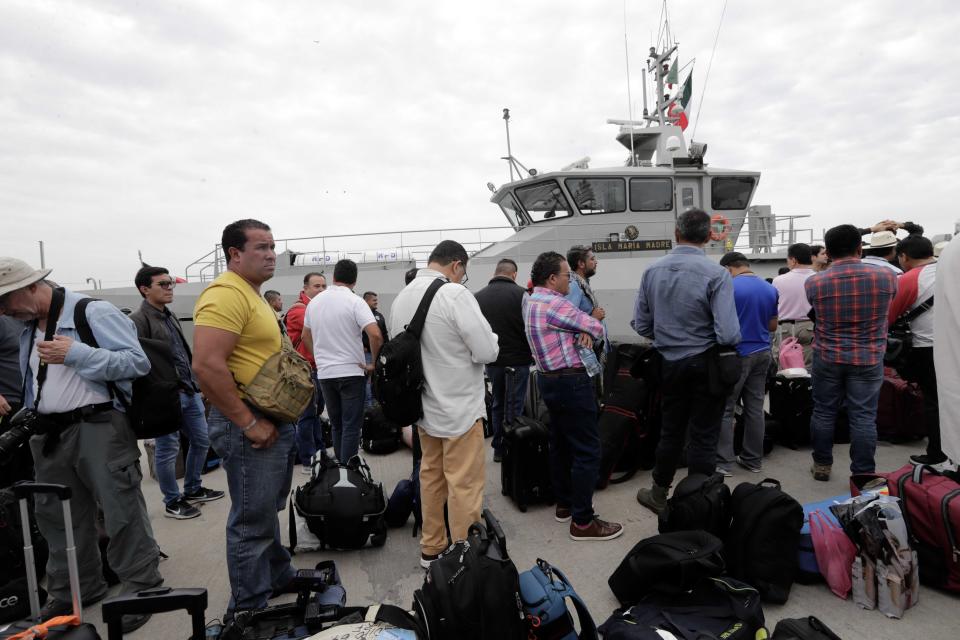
[519,559,597,640]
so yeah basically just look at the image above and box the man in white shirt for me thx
[934,235,960,466]
[771,243,816,367]
[302,259,382,463]
[389,241,499,568]
[862,231,904,275]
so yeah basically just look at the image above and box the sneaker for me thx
[569,517,623,542]
[910,453,948,466]
[554,506,572,523]
[183,487,225,503]
[120,613,152,634]
[636,484,669,515]
[164,498,201,519]
[736,456,761,473]
[715,466,732,478]
[420,553,439,569]
[811,463,832,482]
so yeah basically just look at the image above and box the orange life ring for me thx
[710,214,731,242]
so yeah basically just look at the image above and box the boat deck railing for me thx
[183,215,814,282]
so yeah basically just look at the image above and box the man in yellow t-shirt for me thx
[192,219,298,619]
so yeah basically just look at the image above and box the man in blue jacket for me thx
[0,257,161,634]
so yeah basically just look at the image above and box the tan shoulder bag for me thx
[239,334,314,423]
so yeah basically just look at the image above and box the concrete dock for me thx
[29,436,960,639]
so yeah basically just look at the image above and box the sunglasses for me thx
[155,280,176,290]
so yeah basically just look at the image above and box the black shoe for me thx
[121,613,152,634]
[910,453,948,465]
[38,589,106,621]
[164,498,201,519]
[493,451,503,463]
[183,487,225,503]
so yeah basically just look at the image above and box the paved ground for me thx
[18,435,960,639]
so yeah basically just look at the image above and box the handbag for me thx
[778,336,806,371]
[238,334,314,423]
[885,295,934,371]
[809,509,856,599]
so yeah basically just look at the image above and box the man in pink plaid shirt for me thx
[525,251,623,542]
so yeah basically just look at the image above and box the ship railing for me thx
[181,215,814,282]
[182,226,515,283]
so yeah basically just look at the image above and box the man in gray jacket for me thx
[131,266,223,520]
[0,257,161,633]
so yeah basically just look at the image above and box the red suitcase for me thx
[852,464,960,591]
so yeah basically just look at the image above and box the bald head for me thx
[494,258,518,280]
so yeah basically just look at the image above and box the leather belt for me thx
[541,367,587,377]
[40,402,115,426]
[779,319,812,325]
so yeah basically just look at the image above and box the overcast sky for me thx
[2,0,956,289]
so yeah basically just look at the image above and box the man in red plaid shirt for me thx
[805,224,897,480]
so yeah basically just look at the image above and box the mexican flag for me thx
[668,71,692,130]
[666,59,678,88]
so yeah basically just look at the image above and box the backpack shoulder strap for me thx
[73,297,126,406]
[902,295,934,323]
[372,604,427,635]
[406,278,447,339]
[549,565,598,640]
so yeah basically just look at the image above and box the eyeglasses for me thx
[155,280,176,290]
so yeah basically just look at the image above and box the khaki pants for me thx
[418,420,485,555]
[774,320,815,368]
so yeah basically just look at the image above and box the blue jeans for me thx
[537,372,600,526]
[295,371,325,466]
[319,376,366,462]
[155,392,210,505]
[486,365,530,454]
[810,353,884,473]
[208,407,297,614]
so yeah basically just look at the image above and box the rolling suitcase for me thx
[1,482,101,639]
[101,587,206,640]
[500,416,553,512]
[876,369,925,443]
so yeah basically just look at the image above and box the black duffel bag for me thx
[293,453,387,550]
[413,508,527,640]
[599,576,765,640]
[608,530,725,606]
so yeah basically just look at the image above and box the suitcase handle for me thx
[13,481,72,501]
[101,587,208,640]
[481,508,508,557]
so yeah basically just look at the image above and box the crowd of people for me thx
[0,210,957,630]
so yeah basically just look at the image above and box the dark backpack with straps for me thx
[73,297,182,439]
[885,294,934,371]
[725,478,803,604]
[373,278,447,426]
[658,472,732,539]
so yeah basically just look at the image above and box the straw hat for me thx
[0,257,52,298]
[865,231,899,249]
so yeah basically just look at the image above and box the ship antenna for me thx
[691,0,728,140]
[502,108,516,182]
[622,0,636,164]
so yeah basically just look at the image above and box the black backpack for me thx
[608,530,725,606]
[770,616,843,640]
[725,478,803,604]
[360,405,402,455]
[598,576,765,640]
[293,454,387,550]
[74,297,182,439]
[658,473,732,539]
[413,508,527,640]
[373,278,447,426]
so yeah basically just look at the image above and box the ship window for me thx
[516,180,573,223]
[564,178,626,215]
[498,195,524,230]
[629,178,673,211]
[711,177,756,210]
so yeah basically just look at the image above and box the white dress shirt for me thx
[388,269,499,438]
